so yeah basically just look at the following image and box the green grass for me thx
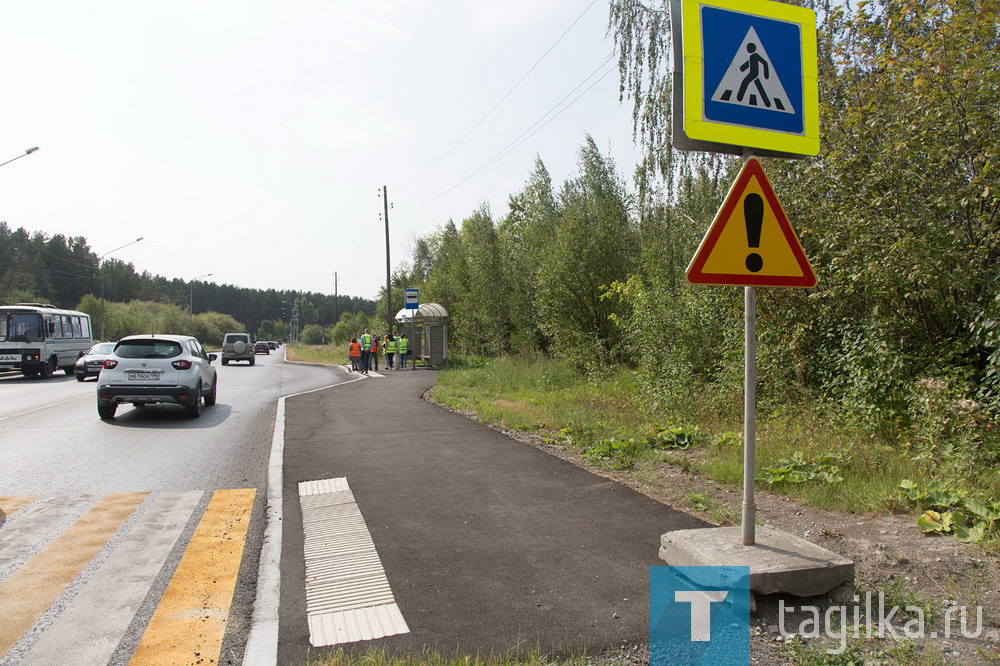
[286,344,349,366]
[432,356,1000,516]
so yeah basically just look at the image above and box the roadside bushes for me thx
[76,294,243,344]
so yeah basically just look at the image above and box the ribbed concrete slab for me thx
[298,478,408,646]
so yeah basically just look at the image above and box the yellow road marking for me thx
[0,495,38,517]
[0,492,148,654]
[130,488,256,666]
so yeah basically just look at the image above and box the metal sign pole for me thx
[742,284,757,546]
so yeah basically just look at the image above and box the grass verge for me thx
[431,356,1000,521]
[286,344,349,366]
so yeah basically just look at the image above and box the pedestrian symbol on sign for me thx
[711,27,794,114]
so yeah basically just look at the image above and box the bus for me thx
[0,303,94,378]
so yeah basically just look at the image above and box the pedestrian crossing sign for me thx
[676,0,819,157]
[686,157,816,287]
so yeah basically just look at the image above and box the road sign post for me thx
[743,284,756,545]
[687,154,815,546]
[661,0,852,598]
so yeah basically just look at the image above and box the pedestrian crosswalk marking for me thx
[0,495,95,584]
[0,496,38,518]
[0,489,257,665]
[19,491,203,666]
[130,488,256,665]
[0,492,148,656]
[710,27,794,114]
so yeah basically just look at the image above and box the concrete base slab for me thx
[659,526,854,597]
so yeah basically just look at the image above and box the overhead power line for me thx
[396,57,617,217]
[396,0,599,190]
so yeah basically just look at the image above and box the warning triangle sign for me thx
[711,27,795,114]
[686,158,816,287]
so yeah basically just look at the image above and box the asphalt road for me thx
[0,351,347,665]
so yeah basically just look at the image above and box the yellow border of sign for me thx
[682,0,819,156]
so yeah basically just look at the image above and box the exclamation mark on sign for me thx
[744,193,764,272]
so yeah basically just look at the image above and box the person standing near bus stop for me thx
[359,328,374,374]
[398,332,410,370]
[384,333,397,370]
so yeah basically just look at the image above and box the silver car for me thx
[97,334,218,420]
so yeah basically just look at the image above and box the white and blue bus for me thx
[0,303,94,378]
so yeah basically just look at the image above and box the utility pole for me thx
[383,185,391,334]
[333,272,338,322]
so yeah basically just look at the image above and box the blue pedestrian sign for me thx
[672,0,819,158]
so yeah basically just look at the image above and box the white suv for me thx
[97,334,218,420]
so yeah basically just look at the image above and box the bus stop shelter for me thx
[394,302,449,367]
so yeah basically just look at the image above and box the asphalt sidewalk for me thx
[278,368,706,663]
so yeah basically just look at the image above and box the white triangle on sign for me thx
[710,27,795,114]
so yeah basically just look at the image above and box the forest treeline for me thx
[0,221,375,341]
[380,0,1000,454]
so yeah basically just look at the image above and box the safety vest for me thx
[360,333,373,351]
[386,338,398,353]
[371,337,379,353]
[398,337,409,354]
[348,342,361,358]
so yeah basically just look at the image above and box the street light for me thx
[98,237,144,340]
[0,146,39,169]
[189,273,213,333]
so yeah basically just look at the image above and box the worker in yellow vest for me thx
[384,333,397,370]
[398,332,410,370]
[359,328,374,374]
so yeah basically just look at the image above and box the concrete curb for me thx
[241,370,362,665]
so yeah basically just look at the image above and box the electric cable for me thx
[396,0,599,189]
[396,57,616,216]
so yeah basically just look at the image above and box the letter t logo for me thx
[675,590,729,641]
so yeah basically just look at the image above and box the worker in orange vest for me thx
[348,336,362,372]
[371,334,380,371]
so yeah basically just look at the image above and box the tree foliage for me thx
[0,221,375,340]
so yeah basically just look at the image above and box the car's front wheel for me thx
[98,404,117,420]
[186,385,202,418]
[39,358,55,379]
[76,373,86,382]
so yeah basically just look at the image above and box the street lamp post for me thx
[0,146,39,169]
[98,237,144,340]
[189,273,214,333]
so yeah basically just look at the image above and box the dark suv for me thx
[221,333,255,365]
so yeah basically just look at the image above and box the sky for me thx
[0,1,644,301]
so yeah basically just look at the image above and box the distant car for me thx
[254,341,270,355]
[222,333,254,365]
[75,342,116,381]
[96,334,218,420]
[267,341,277,350]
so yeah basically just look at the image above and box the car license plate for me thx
[0,354,18,363]
[127,371,160,381]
